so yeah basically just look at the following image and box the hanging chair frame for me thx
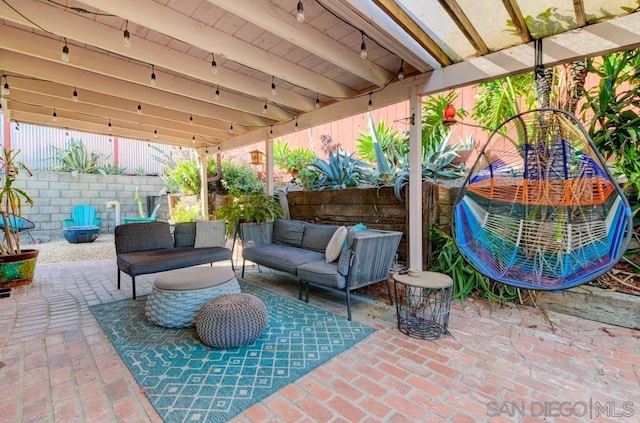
[451,107,634,290]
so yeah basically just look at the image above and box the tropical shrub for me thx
[170,199,204,223]
[220,161,263,194]
[308,150,373,190]
[273,140,315,175]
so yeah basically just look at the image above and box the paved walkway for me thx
[0,259,638,422]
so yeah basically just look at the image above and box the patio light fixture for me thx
[296,1,304,23]
[61,38,70,62]
[249,149,264,166]
[150,65,157,87]
[211,53,218,74]
[360,31,367,59]
[123,21,131,47]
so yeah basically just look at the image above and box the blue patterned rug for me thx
[89,280,375,422]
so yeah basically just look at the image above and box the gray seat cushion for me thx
[300,223,340,252]
[297,260,346,289]
[272,219,306,247]
[117,247,231,277]
[243,244,323,275]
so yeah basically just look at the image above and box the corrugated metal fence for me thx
[9,122,181,175]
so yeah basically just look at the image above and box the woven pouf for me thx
[196,293,268,348]
[145,267,240,328]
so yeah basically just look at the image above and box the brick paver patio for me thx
[0,258,638,422]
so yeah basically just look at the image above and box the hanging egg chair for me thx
[452,108,633,290]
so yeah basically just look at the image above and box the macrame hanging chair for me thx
[452,108,633,290]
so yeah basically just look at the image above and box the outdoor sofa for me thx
[115,221,232,299]
[240,219,402,320]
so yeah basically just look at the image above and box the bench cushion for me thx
[154,267,236,291]
[117,247,231,277]
[243,244,323,275]
[173,222,196,247]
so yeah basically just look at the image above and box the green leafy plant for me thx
[170,199,204,223]
[135,167,146,176]
[216,186,283,232]
[220,161,263,194]
[0,148,34,255]
[53,138,107,177]
[99,163,126,175]
[308,150,373,190]
[355,113,407,167]
[273,140,315,176]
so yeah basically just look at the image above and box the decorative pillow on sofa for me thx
[194,220,227,248]
[173,222,196,247]
[273,219,306,247]
[325,226,347,263]
[344,222,367,249]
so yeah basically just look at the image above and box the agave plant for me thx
[53,138,107,177]
[308,150,373,190]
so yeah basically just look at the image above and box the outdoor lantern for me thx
[443,104,457,126]
[249,150,264,166]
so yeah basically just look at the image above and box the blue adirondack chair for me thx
[122,203,161,224]
[64,205,101,227]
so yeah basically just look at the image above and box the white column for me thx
[196,148,209,218]
[265,137,274,195]
[408,85,422,270]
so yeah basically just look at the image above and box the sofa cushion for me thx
[117,247,231,277]
[115,222,173,253]
[272,219,306,247]
[325,226,347,263]
[243,244,323,275]
[194,220,226,248]
[337,247,352,276]
[298,260,346,290]
[173,222,196,247]
[301,223,341,252]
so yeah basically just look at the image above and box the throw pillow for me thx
[194,220,227,248]
[325,226,347,263]
[344,222,367,249]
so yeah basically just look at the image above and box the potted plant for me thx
[0,148,38,290]
[216,187,284,234]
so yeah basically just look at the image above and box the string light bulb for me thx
[108,118,112,128]
[214,85,220,100]
[229,123,234,133]
[271,76,277,96]
[189,114,193,125]
[398,59,404,80]
[72,88,78,102]
[296,1,304,23]
[150,65,157,87]
[61,38,70,62]
[2,78,9,96]
[211,53,218,74]
[52,109,58,122]
[192,135,196,143]
[153,127,158,138]
[360,32,367,60]
[270,125,273,136]
[137,102,142,115]
[367,92,373,111]
[294,116,299,131]
[315,93,320,109]
[263,100,268,114]
[123,20,131,47]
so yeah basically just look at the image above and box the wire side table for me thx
[393,271,453,340]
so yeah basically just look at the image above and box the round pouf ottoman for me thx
[145,267,240,328]
[196,293,268,348]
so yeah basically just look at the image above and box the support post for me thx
[408,85,423,270]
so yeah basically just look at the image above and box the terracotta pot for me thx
[0,249,39,288]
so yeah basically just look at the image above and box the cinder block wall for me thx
[13,171,167,241]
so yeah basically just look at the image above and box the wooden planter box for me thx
[535,286,640,329]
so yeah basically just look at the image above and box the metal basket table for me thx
[393,271,453,340]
